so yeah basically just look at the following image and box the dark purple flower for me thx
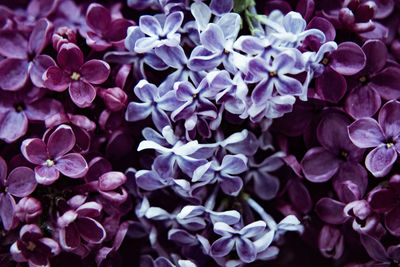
[21,124,88,185]
[10,224,60,267]
[301,110,365,184]
[314,42,366,103]
[345,40,400,119]
[85,3,134,51]
[0,156,36,230]
[368,174,400,236]
[0,18,55,91]
[43,43,110,107]
[57,197,106,250]
[318,224,344,259]
[348,100,400,177]
[99,86,128,112]
[360,234,400,266]
[97,171,128,204]
[0,86,64,143]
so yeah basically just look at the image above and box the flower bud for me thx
[102,87,128,112]
[52,26,77,51]
[15,197,42,223]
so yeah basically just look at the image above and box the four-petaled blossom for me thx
[10,224,60,267]
[210,221,266,263]
[43,43,110,107]
[21,124,88,185]
[57,196,106,250]
[0,156,37,230]
[348,100,400,177]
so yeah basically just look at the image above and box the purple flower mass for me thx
[0,0,400,266]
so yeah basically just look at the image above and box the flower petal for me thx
[210,236,235,257]
[69,81,96,108]
[86,3,111,33]
[330,42,366,75]
[315,198,347,224]
[0,110,28,143]
[301,147,340,183]
[43,66,70,92]
[48,124,75,159]
[0,193,16,230]
[348,118,385,148]
[80,60,110,84]
[56,153,88,178]
[365,145,397,177]
[21,138,47,165]
[35,165,59,185]
[57,43,83,72]
[0,58,29,91]
[345,85,381,119]
[378,100,400,139]
[236,237,257,263]
[6,167,36,198]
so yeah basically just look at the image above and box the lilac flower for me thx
[97,171,128,204]
[245,152,285,200]
[348,100,400,177]
[85,3,133,51]
[0,18,55,90]
[188,13,241,72]
[57,196,106,250]
[125,80,179,131]
[137,126,207,177]
[43,43,110,107]
[360,234,400,266]
[21,124,88,185]
[0,156,37,230]
[314,41,366,103]
[193,154,248,196]
[368,174,400,236]
[10,224,60,267]
[301,110,366,186]
[132,11,184,53]
[210,221,266,263]
[247,50,304,107]
[345,40,400,119]
[0,86,64,143]
[171,71,231,138]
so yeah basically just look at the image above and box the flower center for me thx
[359,76,367,83]
[46,159,55,167]
[13,103,26,112]
[321,57,329,66]
[269,71,277,77]
[387,142,394,149]
[70,72,81,80]
[192,94,198,99]
[340,150,349,158]
[27,241,36,251]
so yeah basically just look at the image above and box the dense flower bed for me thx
[1,0,400,266]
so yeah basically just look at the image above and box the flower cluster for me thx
[0,0,400,266]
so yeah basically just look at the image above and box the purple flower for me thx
[345,40,400,119]
[318,225,344,259]
[360,234,400,266]
[248,50,304,106]
[10,224,60,267]
[348,100,400,177]
[314,41,366,103]
[125,80,179,131]
[21,124,88,185]
[0,18,55,91]
[57,197,106,250]
[43,43,110,107]
[14,197,42,223]
[133,11,184,53]
[0,86,64,143]
[368,174,400,236]
[193,154,248,196]
[0,156,37,230]
[301,110,366,185]
[85,3,133,51]
[210,221,266,263]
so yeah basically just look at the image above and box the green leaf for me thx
[233,0,255,13]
